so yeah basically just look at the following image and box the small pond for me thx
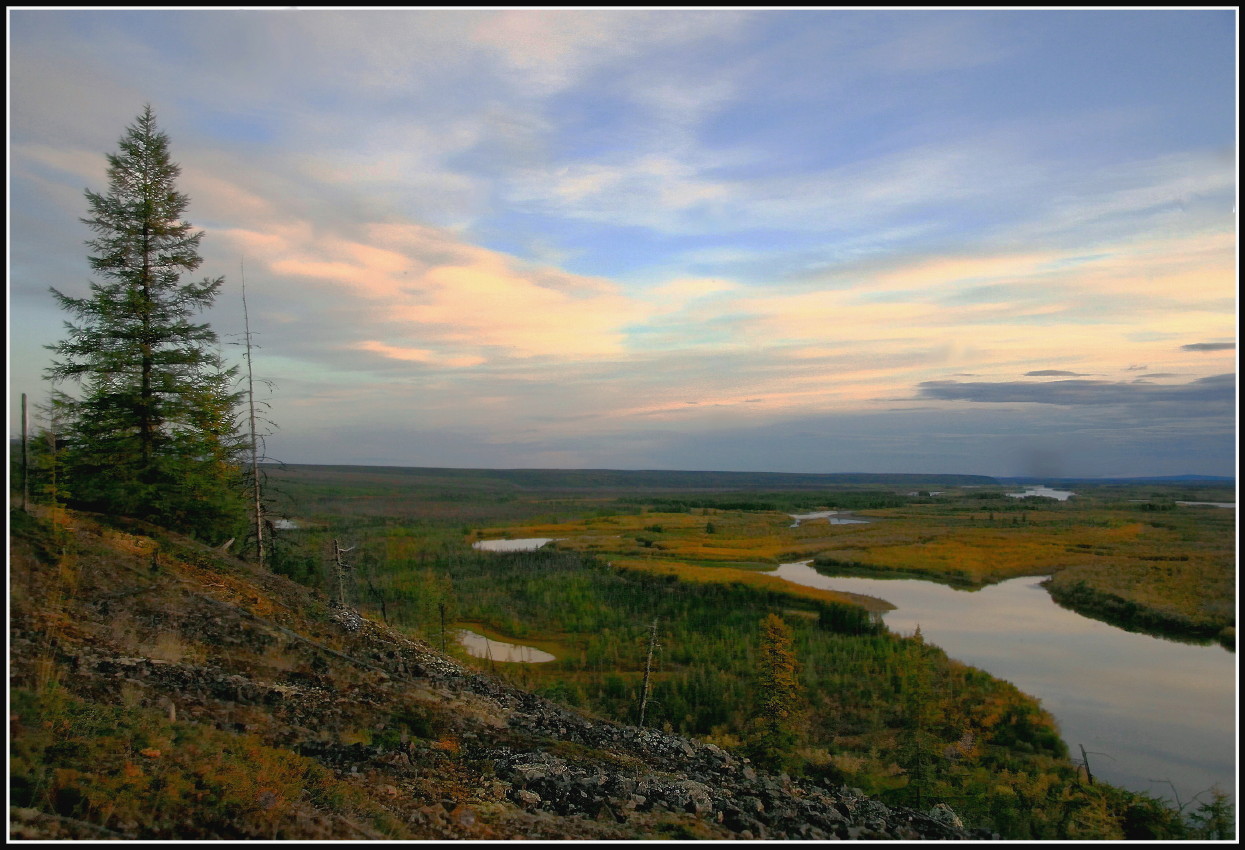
[472,538,558,552]
[788,511,870,528]
[457,629,556,663]
[1006,485,1076,501]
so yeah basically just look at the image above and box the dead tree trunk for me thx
[21,393,30,513]
[439,602,447,652]
[329,539,362,632]
[332,539,354,607]
[1080,744,1094,785]
[241,262,265,569]
[638,618,660,727]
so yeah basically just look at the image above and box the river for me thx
[773,560,1236,808]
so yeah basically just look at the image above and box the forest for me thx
[252,463,1235,839]
[12,105,1234,841]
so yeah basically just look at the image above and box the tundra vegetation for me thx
[10,460,1234,839]
[245,464,1234,839]
[13,108,1234,840]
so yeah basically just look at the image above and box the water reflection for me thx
[1006,485,1076,501]
[788,511,870,528]
[773,560,1235,807]
[472,538,557,552]
[457,629,556,663]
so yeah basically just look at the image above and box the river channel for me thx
[773,560,1236,808]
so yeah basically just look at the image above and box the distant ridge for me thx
[997,474,1235,485]
[267,463,999,491]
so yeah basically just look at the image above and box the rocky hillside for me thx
[9,507,979,840]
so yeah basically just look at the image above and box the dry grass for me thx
[148,631,190,663]
[611,557,894,613]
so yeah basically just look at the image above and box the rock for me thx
[929,802,964,830]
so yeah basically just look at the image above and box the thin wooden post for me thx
[639,618,659,727]
[21,393,30,512]
[332,539,353,607]
[1079,744,1094,785]
[241,261,264,568]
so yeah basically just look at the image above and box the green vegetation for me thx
[11,442,1232,839]
[744,613,805,771]
[40,105,247,543]
[14,102,1228,843]
[255,466,1233,839]
[10,687,407,840]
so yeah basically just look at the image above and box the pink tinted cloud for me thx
[221,217,651,362]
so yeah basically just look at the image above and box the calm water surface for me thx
[457,629,556,663]
[472,538,557,552]
[1006,485,1077,501]
[789,511,870,527]
[774,561,1236,807]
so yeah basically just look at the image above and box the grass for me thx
[10,687,410,840]
[466,490,1234,642]
[610,556,895,613]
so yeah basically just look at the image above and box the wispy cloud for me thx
[8,9,1236,477]
[1181,342,1235,352]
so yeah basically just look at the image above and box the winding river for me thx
[774,560,1236,808]
[469,534,1235,806]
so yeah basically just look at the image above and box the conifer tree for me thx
[46,105,246,541]
[745,612,804,770]
[899,625,943,808]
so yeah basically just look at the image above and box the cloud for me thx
[353,341,486,369]
[917,373,1234,407]
[470,9,750,95]
[217,215,654,364]
[863,14,1013,73]
[9,10,1237,480]
[1181,342,1235,352]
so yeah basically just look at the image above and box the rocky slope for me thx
[9,507,979,840]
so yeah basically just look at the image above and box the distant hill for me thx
[265,464,999,492]
[997,475,1234,485]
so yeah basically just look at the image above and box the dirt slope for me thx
[9,507,976,840]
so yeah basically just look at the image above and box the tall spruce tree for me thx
[46,105,246,541]
[745,612,805,770]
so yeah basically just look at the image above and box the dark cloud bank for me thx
[918,373,1234,406]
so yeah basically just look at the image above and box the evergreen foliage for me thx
[745,613,805,770]
[45,106,246,541]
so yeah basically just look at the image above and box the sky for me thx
[7,8,1239,479]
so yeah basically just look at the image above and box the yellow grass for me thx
[821,522,1153,583]
[612,557,894,613]
[475,510,850,565]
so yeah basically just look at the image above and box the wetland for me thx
[263,465,1236,838]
